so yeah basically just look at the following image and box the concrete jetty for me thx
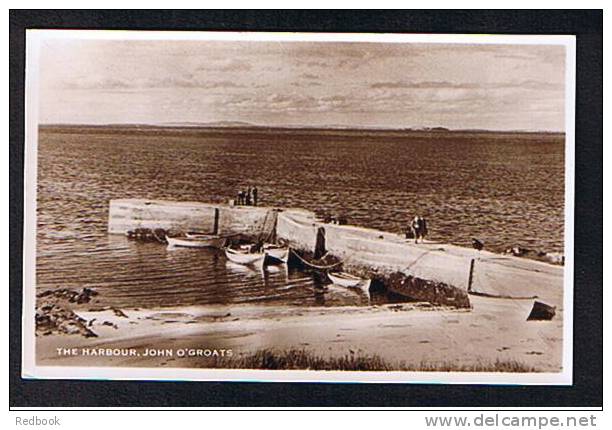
[108,199,564,309]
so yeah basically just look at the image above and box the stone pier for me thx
[108,199,564,309]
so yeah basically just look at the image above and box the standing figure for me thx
[410,215,428,244]
[237,190,244,205]
[245,186,252,206]
[252,186,258,206]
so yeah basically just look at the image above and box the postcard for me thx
[22,30,575,384]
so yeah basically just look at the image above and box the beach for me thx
[37,291,563,372]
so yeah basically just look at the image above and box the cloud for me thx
[291,72,322,87]
[299,73,320,80]
[196,58,252,72]
[196,80,245,89]
[291,81,322,88]
[513,80,564,91]
[493,49,564,66]
[62,77,132,90]
[297,59,331,68]
[369,80,563,91]
[370,81,478,90]
[60,75,248,90]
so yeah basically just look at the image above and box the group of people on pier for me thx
[236,186,258,206]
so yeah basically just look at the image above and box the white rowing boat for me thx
[327,272,371,290]
[185,231,214,239]
[225,247,265,268]
[166,235,224,248]
[263,244,289,263]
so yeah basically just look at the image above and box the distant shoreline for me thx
[38,123,565,138]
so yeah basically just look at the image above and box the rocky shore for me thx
[36,288,100,337]
[36,287,130,338]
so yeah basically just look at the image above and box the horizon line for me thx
[37,122,566,134]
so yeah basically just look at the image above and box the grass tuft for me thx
[205,348,539,372]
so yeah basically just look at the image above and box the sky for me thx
[37,38,566,131]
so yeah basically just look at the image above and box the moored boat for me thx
[327,272,371,290]
[185,231,213,239]
[225,247,266,268]
[166,235,224,248]
[263,244,290,264]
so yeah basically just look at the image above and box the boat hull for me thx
[166,236,224,248]
[327,272,371,290]
[185,232,213,239]
[225,248,265,267]
[263,246,289,263]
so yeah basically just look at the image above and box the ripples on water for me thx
[36,127,565,309]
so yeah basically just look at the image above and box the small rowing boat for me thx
[225,247,265,268]
[166,235,224,248]
[263,244,289,264]
[185,231,213,239]
[327,272,371,291]
[187,231,242,241]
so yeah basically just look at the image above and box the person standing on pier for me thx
[246,186,252,206]
[252,186,258,206]
[410,215,428,244]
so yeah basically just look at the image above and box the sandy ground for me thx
[37,292,563,372]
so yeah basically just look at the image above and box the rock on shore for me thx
[36,287,100,337]
[36,302,97,337]
[37,287,99,304]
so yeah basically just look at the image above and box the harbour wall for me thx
[108,199,277,238]
[108,199,564,309]
[276,210,563,307]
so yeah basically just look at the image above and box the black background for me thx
[9,10,603,408]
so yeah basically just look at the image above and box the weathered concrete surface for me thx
[276,210,564,308]
[469,257,563,305]
[217,205,278,238]
[108,199,217,233]
[277,211,472,307]
[276,208,319,251]
[108,199,276,239]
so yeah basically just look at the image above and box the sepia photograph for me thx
[22,30,575,384]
